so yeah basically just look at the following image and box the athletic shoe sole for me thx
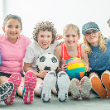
[0,81,14,101]
[69,78,80,100]
[91,76,107,99]
[23,71,37,104]
[80,76,92,99]
[57,71,70,102]
[41,71,56,102]
[4,73,21,105]
[101,72,110,98]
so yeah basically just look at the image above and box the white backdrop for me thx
[1,0,110,42]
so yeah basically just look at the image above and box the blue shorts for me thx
[0,72,24,78]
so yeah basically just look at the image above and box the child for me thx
[82,21,110,99]
[55,24,92,100]
[23,21,70,102]
[0,14,35,105]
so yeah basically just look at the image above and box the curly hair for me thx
[63,24,80,36]
[83,31,106,55]
[3,14,22,30]
[33,21,57,44]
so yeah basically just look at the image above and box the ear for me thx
[78,35,80,40]
[2,27,5,32]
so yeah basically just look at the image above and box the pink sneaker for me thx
[23,71,37,104]
[4,73,21,105]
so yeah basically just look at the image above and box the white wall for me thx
[0,0,3,34]
[2,0,110,42]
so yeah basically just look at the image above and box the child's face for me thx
[3,19,21,41]
[37,30,52,49]
[64,29,79,47]
[84,30,99,46]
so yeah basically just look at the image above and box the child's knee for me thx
[89,72,98,78]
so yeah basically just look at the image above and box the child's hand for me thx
[62,60,67,72]
[85,63,90,72]
[38,70,49,78]
[78,42,84,46]
[56,34,63,40]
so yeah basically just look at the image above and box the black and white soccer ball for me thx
[36,53,59,72]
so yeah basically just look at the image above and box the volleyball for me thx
[65,57,86,79]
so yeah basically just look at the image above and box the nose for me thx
[11,28,16,32]
[89,32,94,36]
[69,36,73,40]
[43,36,48,41]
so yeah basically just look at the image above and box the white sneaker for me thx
[80,76,92,99]
[41,71,56,102]
[69,78,81,100]
[57,71,70,102]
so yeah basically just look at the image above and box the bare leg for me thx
[17,77,24,97]
[34,78,43,96]
[52,86,57,95]
[0,76,9,85]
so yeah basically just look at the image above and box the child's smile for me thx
[37,30,52,49]
[64,29,79,47]
[4,19,21,43]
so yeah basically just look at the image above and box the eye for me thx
[85,32,90,36]
[40,56,46,62]
[16,26,19,28]
[51,57,57,63]
[41,35,44,38]
[92,30,96,33]
[47,35,50,38]
[66,35,69,37]
[8,25,12,28]
[72,35,76,37]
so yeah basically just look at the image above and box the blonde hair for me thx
[33,21,57,44]
[83,31,106,55]
[63,24,80,36]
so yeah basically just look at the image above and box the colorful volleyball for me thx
[65,57,86,79]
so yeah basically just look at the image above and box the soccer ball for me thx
[36,53,59,72]
[65,57,86,79]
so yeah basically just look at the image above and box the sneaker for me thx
[91,76,107,99]
[101,72,110,98]
[57,71,70,102]
[23,71,37,104]
[80,76,92,99]
[0,81,14,101]
[4,73,21,105]
[41,71,56,102]
[69,78,80,100]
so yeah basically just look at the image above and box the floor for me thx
[0,92,110,110]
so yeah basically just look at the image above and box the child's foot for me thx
[91,76,107,99]
[69,78,81,100]
[57,71,70,102]
[41,71,56,102]
[23,71,37,104]
[4,73,21,105]
[0,81,14,101]
[80,76,92,99]
[101,72,110,98]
